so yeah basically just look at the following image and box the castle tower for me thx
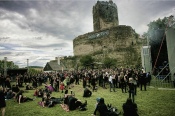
[93,0,119,31]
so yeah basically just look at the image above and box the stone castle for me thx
[73,0,142,66]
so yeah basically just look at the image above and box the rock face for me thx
[73,0,142,66]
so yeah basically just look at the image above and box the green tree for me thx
[28,68,42,75]
[0,60,19,69]
[103,57,117,68]
[0,60,19,74]
[143,15,174,70]
[80,55,94,69]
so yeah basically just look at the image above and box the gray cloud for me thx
[26,43,68,49]
[0,51,12,55]
[0,0,174,67]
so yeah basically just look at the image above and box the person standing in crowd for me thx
[109,73,115,92]
[128,78,135,102]
[114,71,119,88]
[123,98,138,116]
[120,72,127,93]
[53,75,59,92]
[91,74,96,92]
[16,75,20,86]
[139,70,147,91]
[5,76,11,89]
[98,72,103,87]
[132,75,137,96]
[74,72,80,85]
[82,75,87,88]
[0,86,6,116]
[174,73,175,87]
[102,72,107,89]
[60,82,64,93]
[31,76,37,88]
[146,72,151,86]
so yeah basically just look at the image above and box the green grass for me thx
[5,82,175,116]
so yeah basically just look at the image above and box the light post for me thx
[27,59,29,74]
[4,57,7,78]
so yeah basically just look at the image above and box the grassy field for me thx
[5,82,175,116]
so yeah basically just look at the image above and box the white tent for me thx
[141,46,152,73]
[166,28,175,81]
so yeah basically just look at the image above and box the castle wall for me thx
[73,25,142,66]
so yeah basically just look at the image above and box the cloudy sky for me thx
[0,0,175,68]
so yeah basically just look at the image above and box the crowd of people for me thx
[0,67,152,116]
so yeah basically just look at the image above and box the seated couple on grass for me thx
[92,98,120,116]
[39,92,63,108]
[61,90,87,112]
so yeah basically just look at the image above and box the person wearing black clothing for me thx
[123,98,138,116]
[53,77,59,92]
[5,77,11,89]
[93,98,109,116]
[74,73,80,85]
[16,90,34,104]
[68,96,78,110]
[83,77,87,88]
[173,73,175,87]
[12,85,20,93]
[0,76,6,88]
[31,77,37,88]
[146,72,151,86]
[0,87,6,116]
[120,75,127,93]
[91,76,96,92]
[98,73,103,87]
[83,87,92,97]
[63,94,87,111]
[115,73,119,88]
[139,72,147,91]
[128,78,135,102]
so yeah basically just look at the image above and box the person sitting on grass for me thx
[83,87,92,97]
[26,83,34,90]
[122,98,138,116]
[92,98,109,116]
[40,92,63,108]
[16,90,35,104]
[41,92,50,108]
[34,88,43,97]
[44,84,54,93]
[5,89,15,100]
[11,84,20,93]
